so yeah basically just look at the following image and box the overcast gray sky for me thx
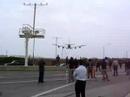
[0,0,130,58]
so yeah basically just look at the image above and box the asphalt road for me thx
[0,66,130,97]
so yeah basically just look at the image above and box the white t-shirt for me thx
[112,60,119,66]
[73,65,87,81]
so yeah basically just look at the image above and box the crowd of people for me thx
[37,56,130,97]
[65,57,130,97]
[65,57,130,82]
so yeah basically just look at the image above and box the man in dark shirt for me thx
[56,55,60,66]
[68,57,75,82]
[101,58,109,81]
[38,58,45,83]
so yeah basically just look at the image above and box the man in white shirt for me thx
[73,60,87,97]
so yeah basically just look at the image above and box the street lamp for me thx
[102,43,111,58]
[53,37,61,58]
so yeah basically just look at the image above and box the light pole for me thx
[53,37,61,58]
[126,50,129,58]
[103,46,105,58]
[23,2,47,65]
[4,50,8,57]
[102,43,111,58]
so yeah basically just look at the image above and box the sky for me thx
[0,0,130,59]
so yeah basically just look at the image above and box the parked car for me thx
[4,60,24,66]
[59,63,66,67]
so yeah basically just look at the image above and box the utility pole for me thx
[126,51,128,58]
[5,50,8,57]
[23,2,47,65]
[102,43,111,58]
[102,46,105,58]
[53,37,61,58]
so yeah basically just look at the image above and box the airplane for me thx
[53,43,86,49]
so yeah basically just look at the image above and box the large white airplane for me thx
[53,43,86,49]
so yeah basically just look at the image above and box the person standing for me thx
[68,57,75,82]
[73,60,87,97]
[92,60,97,79]
[112,60,119,76]
[101,58,110,81]
[38,58,45,83]
[56,55,60,66]
[65,56,69,66]
[125,60,130,75]
[87,59,93,79]
[126,60,130,78]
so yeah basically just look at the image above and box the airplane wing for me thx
[65,43,75,45]
[73,45,86,49]
[53,44,86,49]
[53,44,66,48]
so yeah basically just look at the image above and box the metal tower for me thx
[19,24,45,66]
[23,2,47,65]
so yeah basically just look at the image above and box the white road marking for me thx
[0,77,99,85]
[126,93,130,97]
[0,76,5,78]
[119,72,126,75]
[31,82,74,97]
[0,78,67,84]
[0,80,36,84]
